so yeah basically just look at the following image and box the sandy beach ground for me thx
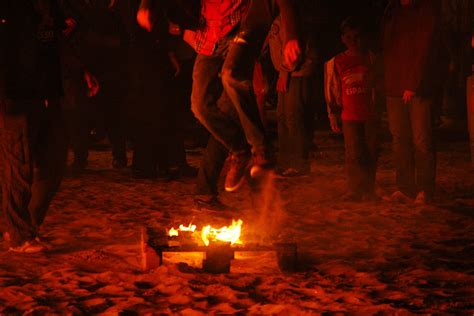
[0,130,473,315]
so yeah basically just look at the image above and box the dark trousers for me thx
[191,37,262,154]
[221,42,267,153]
[195,92,237,196]
[128,45,176,176]
[62,76,91,164]
[218,0,281,154]
[169,58,195,168]
[196,136,228,196]
[130,125,172,177]
[0,99,67,246]
[277,76,314,171]
[343,119,379,196]
[92,73,127,163]
[468,75,474,166]
[386,96,436,197]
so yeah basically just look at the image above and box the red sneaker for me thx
[250,149,274,178]
[225,151,251,192]
[9,239,48,253]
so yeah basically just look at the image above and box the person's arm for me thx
[324,57,342,133]
[276,0,301,70]
[137,0,153,31]
[84,70,99,97]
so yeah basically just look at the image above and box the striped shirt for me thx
[184,0,250,56]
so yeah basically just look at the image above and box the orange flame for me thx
[168,223,197,237]
[201,219,243,246]
[169,227,179,237]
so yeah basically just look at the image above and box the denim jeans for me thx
[221,41,267,153]
[191,37,249,153]
[195,91,237,196]
[343,119,379,195]
[0,99,67,246]
[386,96,436,197]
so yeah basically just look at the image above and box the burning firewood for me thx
[141,220,298,273]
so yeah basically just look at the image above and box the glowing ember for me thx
[201,219,243,246]
[168,223,197,237]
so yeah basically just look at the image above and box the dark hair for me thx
[340,16,366,34]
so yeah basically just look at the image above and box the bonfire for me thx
[168,219,243,247]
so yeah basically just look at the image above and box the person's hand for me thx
[402,90,415,104]
[276,73,289,93]
[84,70,100,97]
[137,8,152,32]
[284,39,301,69]
[63,18,77,37]
[329,115,341,133]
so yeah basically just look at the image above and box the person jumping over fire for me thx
[137,0,302,197]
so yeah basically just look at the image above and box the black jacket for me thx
[0,0,65,100]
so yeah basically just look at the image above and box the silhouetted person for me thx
[382,0,447,204]
[0,0,69,252]
[59,2,100,173]
[81,0,130,169]
[269,1,320,177]
[128,1,178,179]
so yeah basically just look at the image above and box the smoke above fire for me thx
[250,171,288,244]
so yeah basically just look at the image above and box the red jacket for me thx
[325,51,376,121]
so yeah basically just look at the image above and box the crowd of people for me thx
[0,0,472,253]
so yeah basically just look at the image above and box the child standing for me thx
[325,17,378,201]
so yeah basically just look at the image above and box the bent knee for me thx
[221,68,235,86]
[190,100,206,122]
[221,68,252,92]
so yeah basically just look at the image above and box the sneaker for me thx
[224,151,251,192]
[250,149,274,178]
[9,239,48,253]
[383,190,413,203]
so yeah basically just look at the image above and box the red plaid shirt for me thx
[184,0,250,56]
